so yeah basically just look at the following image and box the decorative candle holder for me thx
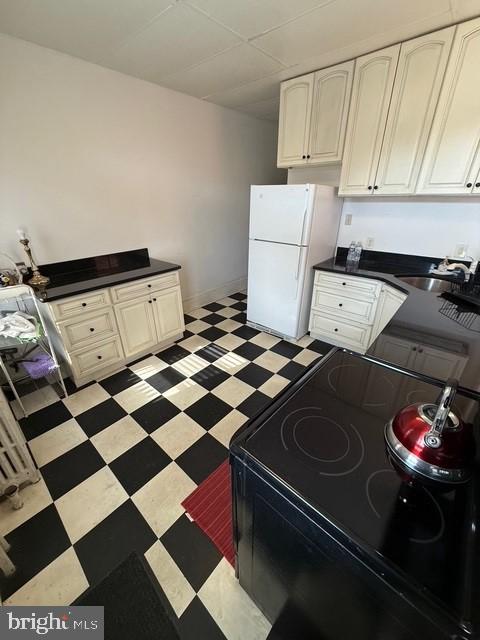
[17,230,50,287]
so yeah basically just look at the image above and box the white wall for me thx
[0,35,285,309]
[287,165,341,187]
[337,197,480,259]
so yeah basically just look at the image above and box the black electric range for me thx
[231,349,480,639]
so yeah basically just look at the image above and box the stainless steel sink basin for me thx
[396,276,453,293]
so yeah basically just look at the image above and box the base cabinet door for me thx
[153,287,185,342]
[115,296,158,359]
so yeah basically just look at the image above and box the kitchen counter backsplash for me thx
[33,248,180,302]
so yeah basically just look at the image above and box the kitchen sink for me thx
[396,276,453,293]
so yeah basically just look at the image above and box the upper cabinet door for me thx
[374,27,455,195]
[307,61,354,165]
[277,74,314,167]
[339,45,400,196]
[417,17,480,194]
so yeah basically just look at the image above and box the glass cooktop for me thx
[243,350,479,618]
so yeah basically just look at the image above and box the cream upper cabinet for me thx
[307,61,354,165]
[339,45,400,195]
[374,27,455,195]
[277,61,354,168]
[277,74,314,167]
[418,17,480,194]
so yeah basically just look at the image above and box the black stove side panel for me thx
[232,454,467,640]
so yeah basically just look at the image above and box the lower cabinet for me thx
[115,295,158,359]
[309,270,406,354]
[45,271,185,386]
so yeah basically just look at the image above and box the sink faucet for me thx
[433,257,478,282]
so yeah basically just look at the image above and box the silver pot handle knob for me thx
[424,378,458,448]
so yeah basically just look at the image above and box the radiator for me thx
[0,388,39,494]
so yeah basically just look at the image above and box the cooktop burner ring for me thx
[280,406,365,477]
[366,469,446,545]
[293,415,351,463]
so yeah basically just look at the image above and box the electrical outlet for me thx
[345,214,352,226]
[455,243,468,258]
[366,237,375,249]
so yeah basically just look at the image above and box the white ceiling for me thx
[0,0,478,121]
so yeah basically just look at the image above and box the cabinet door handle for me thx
[467,182,473,188]
[373,185,378,190]
[89,327,95,332]
[153,298,157,302]
[97,355,102,360]
[412,346,417,351]
[418,348,423,353]
[306,154,310,159]
[338,303,343,307]
[367,186,372,190]
[148,284,152,288]
[302,155,306,159]
[476,183,480,188]
[148,300,152,304]
[82,302,87,307]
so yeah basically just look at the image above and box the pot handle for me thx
[424,378,458,448]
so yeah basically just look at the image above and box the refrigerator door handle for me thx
[294,247,303,281]
[299,208,308,246]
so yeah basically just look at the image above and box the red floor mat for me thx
[181,459,235,566]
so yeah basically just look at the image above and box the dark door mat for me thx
[75,552,180,640]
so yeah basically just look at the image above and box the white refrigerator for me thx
[247,184,342,340]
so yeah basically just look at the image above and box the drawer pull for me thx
[153,298,157,302]
[148,300,152,304]
[148,284,152,288]
[97,355,102,360]
[334,328,338,332]
[82,303,87,307]
[338,303,343,307]
[342,282,346,286]
[89,327,95,332]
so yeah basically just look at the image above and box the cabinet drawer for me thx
[314,271,381,301]
[311,288,377,324]
[309,310,371,350]
[70,336,124,379]
[111,272,180,303]
[51,289,111,320]
[58,308,118,352]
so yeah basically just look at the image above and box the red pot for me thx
[385,379,475,484]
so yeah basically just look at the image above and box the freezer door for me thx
[249,185,312,245]
[247,240,307,338]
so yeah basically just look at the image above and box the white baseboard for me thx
[182,276,247,313]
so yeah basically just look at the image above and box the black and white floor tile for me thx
[1,292,332,639]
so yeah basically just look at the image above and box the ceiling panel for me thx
[253,0,452,66]
[238,97,280,122]
[0,0,173,62]
[204,68,298,107]
[185,0,335,39]
[102,3,241,82]
[160,42,285,98]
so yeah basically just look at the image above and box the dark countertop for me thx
[34,249,180,302]
[313,252,480,398]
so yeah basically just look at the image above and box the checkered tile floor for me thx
[0,292,330,639]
